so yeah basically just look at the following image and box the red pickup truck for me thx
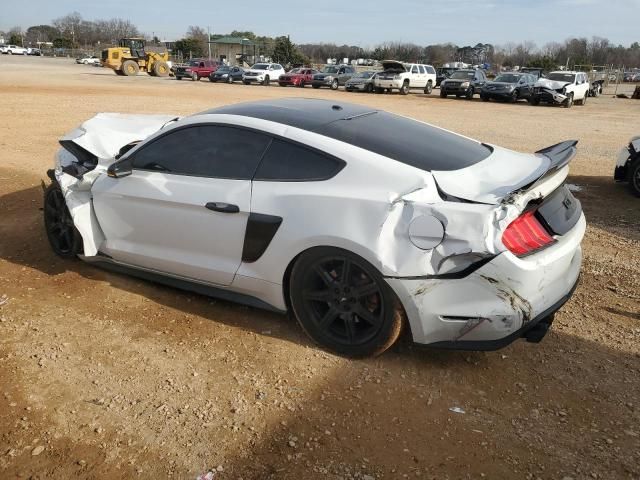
[175,59,220,81]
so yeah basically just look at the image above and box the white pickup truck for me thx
[1,44,28,55]
[373,60,437,95]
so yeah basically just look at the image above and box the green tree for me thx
[52,37,73,48]
[8,34,22,45]
[174,37,204,58]
[271,35,308,66]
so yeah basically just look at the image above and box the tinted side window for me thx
[418,65,425,74]
[132,126,271,180]
[411,65,418,74]
[427,66,435,74]
[254,139,345,181]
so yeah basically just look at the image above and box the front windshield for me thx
[450,71,474,80]
[252,64,269,70]
[494,74,521,83]
[322,66,339,74]
[547,73,575,82]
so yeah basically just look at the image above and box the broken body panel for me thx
[50,105,585,349]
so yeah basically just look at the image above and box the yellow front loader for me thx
[101,38,170,77]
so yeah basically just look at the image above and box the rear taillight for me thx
[502,210,555,257]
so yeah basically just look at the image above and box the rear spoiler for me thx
[536,140,578,171]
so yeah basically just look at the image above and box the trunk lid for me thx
[431,140,577,205]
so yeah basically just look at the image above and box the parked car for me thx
[614,135,640,197]
[480,72,536,102]
[344,71,378,93]
[373,61,437,94]
[209,65,245,83]
[27,48,42,56]
[44,98,584,357]
[2,44,28,55]
[242,63,285,85]
[278,68,318,87]
[175,59,219,81]
[311,65,356,90]
[78,55,101,65]
[530,71,590,108]
[435,67,459,87]
[440,69,488,99]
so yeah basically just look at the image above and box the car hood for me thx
[61,113,178,160]
[484,81,516,87]
[431,141,577,204]
[246,69,269,74]
[535,78,571,90]
[381,60,406,72]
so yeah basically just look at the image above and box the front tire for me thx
[263,75,270,86]
[465,87,474,99]
[399,81,409,95]
[423,81,433,94]
[44,183,83,258]
[440,90,447,98]
[564,93,574,108]
[289,248,404,357]
[330,79,339,90]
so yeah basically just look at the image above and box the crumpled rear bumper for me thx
[387,214,585,349]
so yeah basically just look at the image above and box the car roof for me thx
[198,98,491,172]
[201,98,375,131]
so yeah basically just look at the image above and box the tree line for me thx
[3,12,639,68]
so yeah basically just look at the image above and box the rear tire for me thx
[312,84,320,89]
[330,79,339,90]
[481,94,490,102]
[529,96,539,106]
[192,72,199,81]
[176,76,182,80]
[366,83,373,93]
[629,157,640,197]
[375,87,384,94]
[289,247,404,357]
[465,87,474,99]
[511,90,519,103]
[44,183,83,258]
[423,81,433,94]
[122,60,139,76]
[227,75,234,84]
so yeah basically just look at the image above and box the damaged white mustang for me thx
[44,98,585,356]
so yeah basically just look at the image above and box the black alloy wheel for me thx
[44,183,83,258]
[290,248,404,357]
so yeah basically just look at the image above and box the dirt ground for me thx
[0,56,638,480]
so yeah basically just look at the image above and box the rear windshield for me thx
[315,111,491,172]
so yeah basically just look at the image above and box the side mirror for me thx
[115,141,139,159]
[107,158,133,178]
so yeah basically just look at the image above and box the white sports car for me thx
[44,98,585,356]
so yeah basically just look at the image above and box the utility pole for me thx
[207,26,211,60]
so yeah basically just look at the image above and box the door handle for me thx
[205,202,240,213]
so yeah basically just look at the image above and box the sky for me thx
[2,0,639,48]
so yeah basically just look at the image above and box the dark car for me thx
[440,69,487,99]
[480,72,536,102]
[209,65,245,83]
[175,59,219,81]
[436,67,459,87]
[344,71,378,92]
[311,65,356,90]
[278,68,318,87]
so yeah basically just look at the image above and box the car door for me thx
[91,124,272,286]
